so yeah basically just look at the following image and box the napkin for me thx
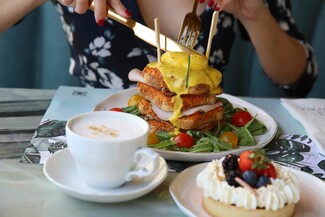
[281,98,325,155]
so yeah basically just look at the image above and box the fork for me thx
[177,0,201,49]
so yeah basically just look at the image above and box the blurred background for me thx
[0,0,324,98]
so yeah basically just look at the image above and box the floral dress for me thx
[51,0,317,97]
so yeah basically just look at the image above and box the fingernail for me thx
[124,9,132,17]
[199,0,205,3]
[97,19,105,27]
[208,0,215,7]
[214,6,220,11]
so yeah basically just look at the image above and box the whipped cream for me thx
[196,160,300,211]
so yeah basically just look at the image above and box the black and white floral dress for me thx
[52,0,317,97]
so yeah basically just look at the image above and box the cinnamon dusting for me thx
[87,125,119,138]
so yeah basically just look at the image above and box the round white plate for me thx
[169,163,325,217]
[43,148,168,203]
[93,88,278,162]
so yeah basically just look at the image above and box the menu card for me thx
[21,86,325,179]
[281,98,325,156]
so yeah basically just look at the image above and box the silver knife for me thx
[90,3,201,55]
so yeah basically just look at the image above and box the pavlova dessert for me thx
[197,149,300,217]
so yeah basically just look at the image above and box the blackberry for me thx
[222,154,239,173]
[225,169,241,187]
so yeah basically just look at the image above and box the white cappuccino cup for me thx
[65,111,159,190]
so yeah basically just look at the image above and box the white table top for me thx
[1,86,322,217]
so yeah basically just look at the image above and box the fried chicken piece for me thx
[137,82,217,112]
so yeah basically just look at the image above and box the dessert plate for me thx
[169,163,325,217]
[43,148,168,203]
[93,88,278,162]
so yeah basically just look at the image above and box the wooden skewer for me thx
[205,10,219,59]
[154,18,161,63]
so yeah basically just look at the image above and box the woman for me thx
[0,0,317,97]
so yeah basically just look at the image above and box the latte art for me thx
[88,125,119,138]
[70,115,145,141]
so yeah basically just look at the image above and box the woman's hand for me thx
[218,0,265,21]
[58,0,131,25]
[205,0,266,22]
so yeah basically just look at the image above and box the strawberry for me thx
[261,163,277,179]
[239,151,254,172]
[239,149,272,175]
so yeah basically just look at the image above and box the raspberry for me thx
[222,154,239,173]
[225,169,241,187]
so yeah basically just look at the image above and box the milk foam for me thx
[71,115,145,141]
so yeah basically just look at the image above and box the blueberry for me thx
[256,176,271,188]
[242,170,257,187]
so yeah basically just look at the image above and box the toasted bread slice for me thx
[142,66,211,95]
[147,119,174,134]
[137,82,217,112]
[138,99,224,132]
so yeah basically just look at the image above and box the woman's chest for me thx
[136,0,207,40]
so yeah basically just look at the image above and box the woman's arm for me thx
[237,5,307,85]
[0,0,48,32]
[217,0,312,86]
[59,0,131,25]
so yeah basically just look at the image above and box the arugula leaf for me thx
[122,105,141,115]
[248,119,267,135]
[217,97,235,121]
[148,140,176,149]
[223,121,255,146]
[190,136,232,153]
[236,127,255,146]
[156,130,173,141]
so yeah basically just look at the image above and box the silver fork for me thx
[177,0,201,48]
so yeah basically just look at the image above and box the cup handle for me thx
[125,148,160,182]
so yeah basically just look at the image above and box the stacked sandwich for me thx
[128,51,224,134]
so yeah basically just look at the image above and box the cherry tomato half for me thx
[147,133,159,145]
[231,111,252,127]
[109,107,123,112]
[219,131,239,148]
[127,94,143,106]
[174,133,195,148]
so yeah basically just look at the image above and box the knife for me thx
[90,3,201,55]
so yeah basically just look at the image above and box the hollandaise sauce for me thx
[147,52,222,134]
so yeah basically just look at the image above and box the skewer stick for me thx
[205,10,219,59]
[154,18,161,63]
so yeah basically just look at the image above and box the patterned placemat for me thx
[21,119,325,180]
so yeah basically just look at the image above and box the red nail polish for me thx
[124,9,132,17]
[208,0,215,7]
[97,19,105,27]
[215,6,220,11]
[199,0,205,3]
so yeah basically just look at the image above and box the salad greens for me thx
[121,97,267,153]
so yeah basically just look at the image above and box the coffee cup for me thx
[65,111,159,190]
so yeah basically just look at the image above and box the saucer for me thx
[43,149,168,203]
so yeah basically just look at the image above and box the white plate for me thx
[43,148,168,203]
[93,88,278,162]
[169,163,325,217]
